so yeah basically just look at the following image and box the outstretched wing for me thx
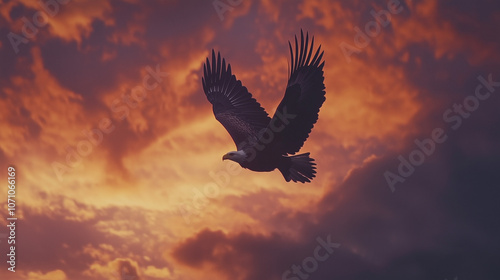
[202,50,271,149]
[269,30,326,155]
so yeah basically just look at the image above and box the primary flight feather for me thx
[202,30,326,183]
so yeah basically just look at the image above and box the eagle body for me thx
[239,149,284,172]
[202,30,326,183]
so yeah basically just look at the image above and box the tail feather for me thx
[279,153,317,183]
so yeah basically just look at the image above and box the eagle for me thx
[202,30,326,183]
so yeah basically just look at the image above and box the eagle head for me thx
[222,150,247,163]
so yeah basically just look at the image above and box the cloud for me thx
[84,258,141,280]
[27,270,68,280]
[1,0,113,44]
[172,228,299,280]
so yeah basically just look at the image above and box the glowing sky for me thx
[1,0,500,279]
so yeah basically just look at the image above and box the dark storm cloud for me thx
[173,117,500,279]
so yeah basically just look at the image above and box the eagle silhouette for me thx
[202,30,326,183]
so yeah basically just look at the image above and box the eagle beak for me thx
[222,154,229,161]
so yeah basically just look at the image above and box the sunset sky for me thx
[1,0,500,279]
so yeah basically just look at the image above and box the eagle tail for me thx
[279,153,317,183]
